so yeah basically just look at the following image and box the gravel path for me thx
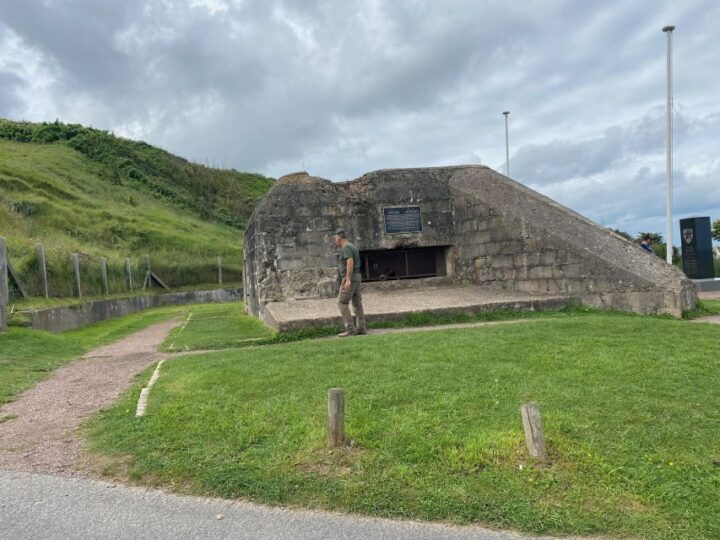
[691,315,720,324]
[0,469,544,540]
[0,320,180,475]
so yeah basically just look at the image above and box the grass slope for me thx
[0,119,272,297]
[87,314,720,539]
[164,303,276,351]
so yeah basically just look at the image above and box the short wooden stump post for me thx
[327,388,345,448]
[520,403,548,463]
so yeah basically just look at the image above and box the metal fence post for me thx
[37,243,49,299]
[125,257,133,292]
[100,257,109,295]
[71,253,81,298]
[0,237,8,333]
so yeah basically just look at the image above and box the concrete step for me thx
[262,286,579,332]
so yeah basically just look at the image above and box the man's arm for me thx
[343,257,354,291]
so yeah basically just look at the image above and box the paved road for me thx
[0,470,542,540]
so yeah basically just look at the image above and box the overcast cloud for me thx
[0,0,718,238]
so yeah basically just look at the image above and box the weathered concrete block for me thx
[553,263,581,278]
[540,251,557,265]
[278,258,306,272]
[514,252,541,267]
[528,266,554,280]
[491,254,514,268]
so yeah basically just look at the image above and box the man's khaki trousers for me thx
[337,279,366,333]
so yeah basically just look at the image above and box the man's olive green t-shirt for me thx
[338,242,362,281]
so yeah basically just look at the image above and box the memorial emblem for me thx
[682,228,693,244]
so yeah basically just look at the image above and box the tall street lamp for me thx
[502,111,510,176]
[662,25,675,264]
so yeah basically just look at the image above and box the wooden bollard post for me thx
[217,256,222,285]
[36,243,49,299]
[0,236,8,333]
[100,257,109,295]
[125,258,133,292]
[71,253,82,299]
[327,388,345,447]
[520,403,548,462]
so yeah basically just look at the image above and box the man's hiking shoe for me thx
[337,330,356,337]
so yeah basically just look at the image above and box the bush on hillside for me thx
[0,118,272,229]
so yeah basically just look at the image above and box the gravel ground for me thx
[0,320,180,474]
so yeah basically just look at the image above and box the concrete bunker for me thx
[244,165,697,327]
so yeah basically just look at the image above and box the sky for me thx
[0,0,718,240]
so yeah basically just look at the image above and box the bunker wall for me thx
[244,166,697,319]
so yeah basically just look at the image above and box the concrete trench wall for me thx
[244,166,697,319]
[28,288,244,333]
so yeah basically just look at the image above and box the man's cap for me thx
[330,228,346,237]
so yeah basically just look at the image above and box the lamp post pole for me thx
[502,111,510,177]
[662,25,675,264]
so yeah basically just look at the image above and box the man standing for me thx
[333,229,367,337]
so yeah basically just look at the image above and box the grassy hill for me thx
[0,119,273,299]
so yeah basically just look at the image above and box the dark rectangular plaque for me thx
[680,216,715,279]
[384,206,422,234]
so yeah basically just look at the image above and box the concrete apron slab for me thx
[263,285,579,332]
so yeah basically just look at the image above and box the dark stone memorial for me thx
[680,217,715,279]
[384,206,422,234]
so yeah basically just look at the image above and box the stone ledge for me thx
[262,285,578,333]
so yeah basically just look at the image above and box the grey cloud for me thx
[0,0,718,239]
[510,107,692,186]
[0,69,23,113]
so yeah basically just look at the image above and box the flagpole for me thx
[502,111,510,176]
[663,25,675,264]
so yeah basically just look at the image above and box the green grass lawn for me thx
[163,302,276,351]
[162,301,615,353]
[0,304,189,405]
[684,299,720,319]
[85,314,720,539]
